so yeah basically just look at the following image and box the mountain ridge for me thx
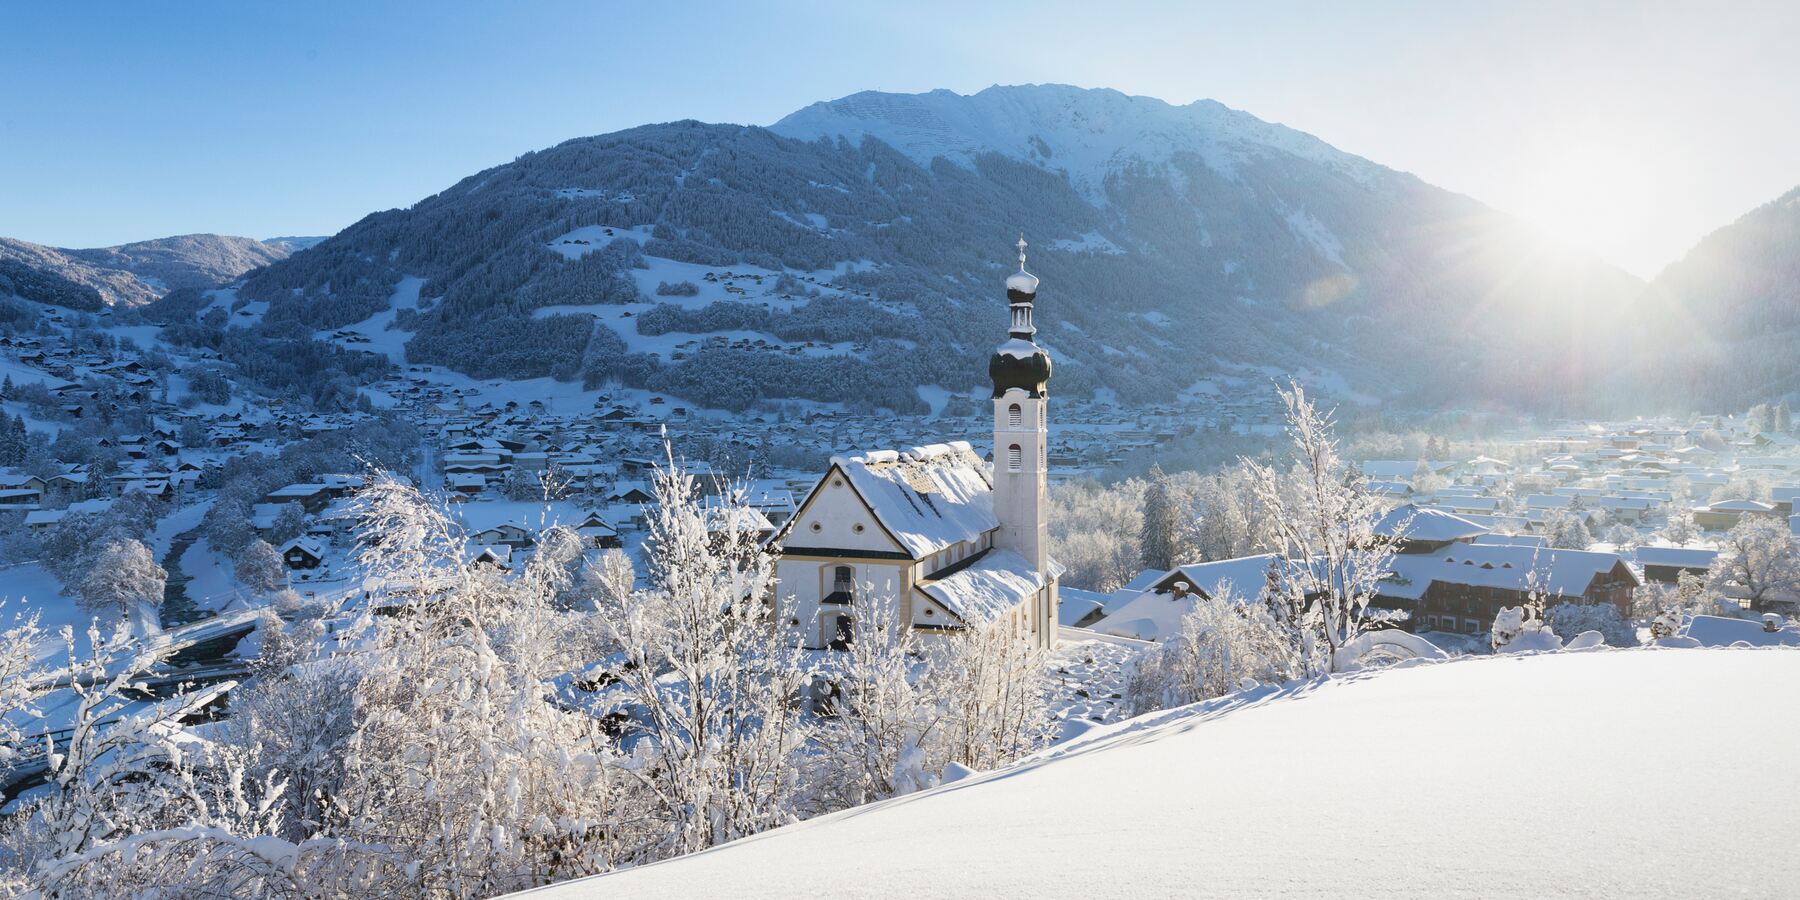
[228,84,1644,414]
[0,233,300,307]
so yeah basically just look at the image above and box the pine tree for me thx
[1140,464,1181,571]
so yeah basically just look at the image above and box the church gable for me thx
[776,464,910,557]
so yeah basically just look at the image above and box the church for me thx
[767,239,1061,650]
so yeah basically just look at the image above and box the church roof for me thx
[918,547,1048,627]
[830,441,997,559]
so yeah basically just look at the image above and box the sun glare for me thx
[1510,142,1658,265]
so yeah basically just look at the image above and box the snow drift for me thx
[517,648,1800,899]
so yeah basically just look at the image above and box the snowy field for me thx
[519,648,1800,899]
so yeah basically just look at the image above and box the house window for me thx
[833,566,854,597]
[1008,403,1022,428]
[1008,444,1022,471]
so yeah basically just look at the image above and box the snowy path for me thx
[520,648,1800,899]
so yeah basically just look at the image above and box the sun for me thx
[1509,141,1658,264]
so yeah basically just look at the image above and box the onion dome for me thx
[1005,269,1039,298]
[990,337,1052,398]
[991,235,1052,398]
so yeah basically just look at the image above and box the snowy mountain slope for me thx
[0,233,295,307]
[242,85,1643,413]
[772,84,1384,197]
[519,648,1800,899]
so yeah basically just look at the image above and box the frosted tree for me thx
[1707,515,1800,611]
[77,538,165,631]
[586,450,814,858]
[1048,477,1145,591]
[1125,589,1302,715]
[1140,464,1183,572]
[1542,509,1593,550]
[1243,382,1400,674]
[810,588,945,806]
[1662,505,1699,545]
[233,537,287,595]
[328,472,645,895]
[935,622,1050,772]
[0,602,47,778]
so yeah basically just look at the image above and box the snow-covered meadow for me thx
[523,647,1800,900]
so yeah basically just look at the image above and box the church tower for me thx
[990,236,1052,577]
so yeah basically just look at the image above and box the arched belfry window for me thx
[1007,444,1023,471]
[1008,403,1022,428]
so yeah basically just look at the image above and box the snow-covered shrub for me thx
[1126,593,1302,715]
[1545,602,1637,647]
[1491,606,1563,653]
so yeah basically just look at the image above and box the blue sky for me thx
[2,0,1795,277]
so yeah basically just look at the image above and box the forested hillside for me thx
[1629,186,1800,410]
[237,85,1644,414]
[0,233,295,307]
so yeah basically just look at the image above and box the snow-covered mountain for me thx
[520,649,1800,899]
[0,233,297,307]
[235,84,1643,414]
[772,84,1384,198]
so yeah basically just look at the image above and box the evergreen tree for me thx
[1776,399,1793,434]
[1140,464,1181,572]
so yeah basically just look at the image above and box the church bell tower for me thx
[990,236,1052,578]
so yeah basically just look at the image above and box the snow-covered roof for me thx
[917,548,1045,627]
[830,442,996,559]
[1384,544,1636,601]
[1706,499,1776,513]
[1632,546,1718,569]
[1374,505,1488,543]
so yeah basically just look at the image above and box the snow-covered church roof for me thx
[917,547,1050,627]
[830,442,998,559]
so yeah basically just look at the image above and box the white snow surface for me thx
[517,648,1800,899]
[771,84,1385,198]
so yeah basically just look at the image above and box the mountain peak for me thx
[770,84,1383,194]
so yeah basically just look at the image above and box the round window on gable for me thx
[831,478,844,488]
[853,523,865,534]
[924,608,935,616]
[809,521,823,533]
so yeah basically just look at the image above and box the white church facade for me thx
[768,239,1061,650]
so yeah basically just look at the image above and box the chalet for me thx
[470,523,535,549]
[608,482,655,504]
[265,483,333,513]
[280,538,326,570]
[1633,546,1718,584]
[468,544,513,572]
[447,473,487,495]
[0,488,42,510]
[574,511,621,549]
[1694,499,1777,531]
[1385,545,1639,636]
